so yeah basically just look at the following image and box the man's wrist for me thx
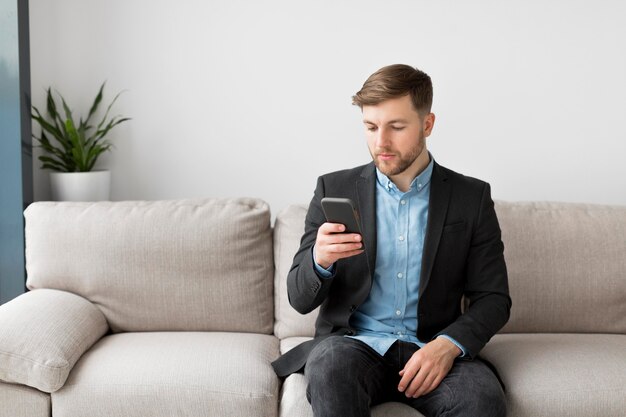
[436,335,463,358]
[312,245,334,278]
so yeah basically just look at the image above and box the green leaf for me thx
[85,142,112,171]
[46,88,67,135]
[32,107,74,153]
[86,82,105,125]
[59,94,75,127]
[32,106,61,138]
[36,132,67,160]
[94,116,131,141]
[38,155,69,172]
[96,90,126,131]
[45,87,59,119]
[65,118,87,171]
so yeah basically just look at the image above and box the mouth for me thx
[378,153,396,161]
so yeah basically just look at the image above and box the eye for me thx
[366,126,377,132]
[391,126,405,131]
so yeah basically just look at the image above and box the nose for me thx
[375,127,391,149]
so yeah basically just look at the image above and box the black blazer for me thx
[271,160,511,378]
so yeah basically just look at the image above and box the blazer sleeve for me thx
[436,183,512,358]
[286,176,337,314]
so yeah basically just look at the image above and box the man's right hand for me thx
[314,222,364,269]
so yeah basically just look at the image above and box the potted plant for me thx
[31,82,130,201]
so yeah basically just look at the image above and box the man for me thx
[271,64,511,417]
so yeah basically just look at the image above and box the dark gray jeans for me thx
[304,336,506,417]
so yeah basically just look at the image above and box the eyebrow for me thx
[363,119,409,125]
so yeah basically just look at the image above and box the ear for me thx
[423,113,436,137]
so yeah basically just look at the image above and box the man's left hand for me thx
[397,337,461,398]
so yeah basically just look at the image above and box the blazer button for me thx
[350,305,357,312]
[344,330,354,336]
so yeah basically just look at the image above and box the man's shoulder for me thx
[436,162,490,192]
[318,162,374,185]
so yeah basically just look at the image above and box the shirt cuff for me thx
[312,245,334,278]
[437,335,467,358]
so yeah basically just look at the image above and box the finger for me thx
[326,233,362,244]
[333,249,364,260]
[328,242,363,253]
[405,367,429,397]
[413,371,438,398]
[319,222,345,234]
[398,365,418,393]
[426,374,445,396]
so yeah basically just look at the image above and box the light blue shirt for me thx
[314,155,466,357]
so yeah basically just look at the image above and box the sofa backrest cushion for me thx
[496,201,626,333]
[273,205,318,339]
[25,198,275,334]
[273,201,626,338]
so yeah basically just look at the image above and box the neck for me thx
[389,149,430,192]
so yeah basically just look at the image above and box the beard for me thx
[371,132,426,177]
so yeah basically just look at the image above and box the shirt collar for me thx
[375,152,434,194]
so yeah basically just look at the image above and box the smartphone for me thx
[320,197,362,235]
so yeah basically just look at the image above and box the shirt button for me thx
[418,183,422,188]
[395,310,401,316]
[398,235,404,241]
[400,200,406,205]
[397,272,403,278]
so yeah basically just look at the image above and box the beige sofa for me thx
[1,198,625,417]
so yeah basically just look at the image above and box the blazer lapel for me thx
[419,161,451,297]
[355,163,377,280]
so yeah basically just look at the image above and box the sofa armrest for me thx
[0,289,108,393]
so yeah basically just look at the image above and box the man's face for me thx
[362,95,434,177]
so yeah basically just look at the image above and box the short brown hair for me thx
[352,64,433,115]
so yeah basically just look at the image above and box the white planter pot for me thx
[50,170,111,202]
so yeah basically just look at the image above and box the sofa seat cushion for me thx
[0,381,50,417]
[52,332,280,417]
[481,333,626,417]
[279,337,423,417]
[280,336,313,354]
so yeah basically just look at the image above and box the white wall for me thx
[29,0,626,217]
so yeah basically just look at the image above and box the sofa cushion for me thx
[52,332,280,417]
[496,201,626,333]
[25,198,274,334]
[0,381,50,417]
[0,289,108,393]
[273,205,318,339]
[280,336,313,354]
[481,333,626,417]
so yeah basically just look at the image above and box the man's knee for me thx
[450,361,506,417]
[304,335,383,396]
[304,336,386,415]
[305,336,356,381]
